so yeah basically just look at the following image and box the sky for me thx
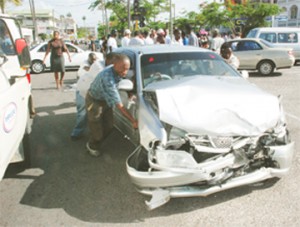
[6,0,205,27]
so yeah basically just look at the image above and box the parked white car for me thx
[30,42,103,74]
[0,14,34,180]
[225,38,295,76]
[113,45,294,210]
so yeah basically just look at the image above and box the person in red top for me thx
[43,31,71,90]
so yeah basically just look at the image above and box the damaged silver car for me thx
[113,45,294,210]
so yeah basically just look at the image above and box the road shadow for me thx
[3,107,280,224]
[249,71,282,77]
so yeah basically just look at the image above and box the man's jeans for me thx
[71,91,87,137]
[85,92,113,149]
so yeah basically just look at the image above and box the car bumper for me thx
[126,141,294,209]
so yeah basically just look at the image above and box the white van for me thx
[246,27,300,64]
[0,14,34,180]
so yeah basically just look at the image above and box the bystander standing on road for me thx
[121,29,131,47]
[185,24,199,47]
[155,29,166,44]
[89,36,96,51]
[85,54,138,156]
[43,30,71,90]
[107,30,118,53]
[143,30,154,45]
[128,30,144,46]
[172,29,183,45]
[210,28,225,54]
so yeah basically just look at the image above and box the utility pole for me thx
[127,0,131,29]
[29,0,38,43]
[169,0,173,39]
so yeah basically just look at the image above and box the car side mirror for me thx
[240,70,249,79]
[15,38,31,68]
[118,79,133,91]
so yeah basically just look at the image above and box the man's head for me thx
[124,29,131,37]
[221,43,233,60]
[88,53,97,65]
[173,29,182,40]
[212,28,220,38]
[113,54,130,77]
[133,30,142,38]
[111,29,118,37]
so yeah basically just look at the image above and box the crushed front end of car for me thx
[126,76,295,210]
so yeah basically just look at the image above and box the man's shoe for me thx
[86,142,101,157]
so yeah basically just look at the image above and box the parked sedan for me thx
[225,38,295,75]
[30,42,103,74]
[114,45,294,210]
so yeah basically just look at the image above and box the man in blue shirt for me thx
[85,53,138,156]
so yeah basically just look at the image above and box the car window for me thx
[141,52,240,87]
[37,44,47,52]
[236,41,262,51]
[259,32,276,43]
[278,32,298,43]
[0,20,16,55]
[246,29,257,38]
[66,44,77,53]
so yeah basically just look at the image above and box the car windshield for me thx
[246,29,257,38]
[141,52,240,87]
[259,39,274,47]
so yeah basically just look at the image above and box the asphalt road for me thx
[1,66,300,227]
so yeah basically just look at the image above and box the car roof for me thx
[227,38,262,42]
[116,45,212,55]
[250,27,300,32]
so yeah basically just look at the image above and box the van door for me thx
[0,68,30,179]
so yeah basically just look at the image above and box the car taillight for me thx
[26,73,31,84]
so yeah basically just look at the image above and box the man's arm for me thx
[116,103,138,129]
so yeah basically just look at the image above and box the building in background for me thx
[8,8,78,43]
[277,0,300,27]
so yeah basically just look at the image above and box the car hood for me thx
[144,76,281,136]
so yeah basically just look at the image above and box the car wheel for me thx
[257,60,275,76]
[31,60,45,74]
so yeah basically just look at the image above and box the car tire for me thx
[31,60,45,74]
[257,60,275,76]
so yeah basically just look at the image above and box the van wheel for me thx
[31,60,45,74]
[21,109,32,168]
[21,134,31,168]
[258,60,275,76]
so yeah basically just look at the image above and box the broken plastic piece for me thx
[145,188,170,210]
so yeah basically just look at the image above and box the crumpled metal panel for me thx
[145,76,280,136]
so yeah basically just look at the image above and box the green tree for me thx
[0,0,22,13]
[89,0,170,33]
[77,27,88,39]
[38,33,47,42]
[201,2,282,36]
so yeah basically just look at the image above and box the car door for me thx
[113,51,139,144]
[35,44,50,67]
[64,43,85,68]
[0,69,29,178]
[231,40,263,69]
